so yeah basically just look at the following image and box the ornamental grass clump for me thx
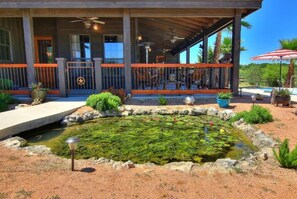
[217,92,232,99]
[86,92,122,111]
[273,139,297,169]
[231,105,273,124]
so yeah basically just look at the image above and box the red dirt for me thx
[1,96,297,198]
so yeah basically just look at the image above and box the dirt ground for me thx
[1,96,297,199]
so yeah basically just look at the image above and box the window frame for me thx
[103,34,124,64]
[69,34,91,62]
[0,28,12,62]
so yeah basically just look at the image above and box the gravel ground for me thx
[0,96,297,199]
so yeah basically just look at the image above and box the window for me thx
[104,35,123,63]
[0,29,11,61]
[70,35,91,61]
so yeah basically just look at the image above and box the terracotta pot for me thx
[31,90,47,102]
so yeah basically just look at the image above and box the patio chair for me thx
[135,69,159,89]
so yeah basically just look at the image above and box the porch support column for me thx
[22,9,35,86]
[202,29,209,88]
[202,30,208,63]
[123,9,132,92]
[231,9,242,95]
[134,18,140,63]
[186,47,190,64]
[94,58,103,93]
[56,58,67,97]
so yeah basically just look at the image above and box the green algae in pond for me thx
[22,115,257,165]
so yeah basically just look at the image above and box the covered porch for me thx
[0,0,262,96]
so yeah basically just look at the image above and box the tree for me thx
[221,37,247,54]
[213,20,252,63]
[279,38,297,87]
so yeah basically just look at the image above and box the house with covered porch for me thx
[0,0,262,96]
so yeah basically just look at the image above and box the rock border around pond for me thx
[1,106,278,173]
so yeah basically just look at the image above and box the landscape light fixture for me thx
[65,136,80,171]
[251,95,256,106]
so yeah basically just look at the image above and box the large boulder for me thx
[0,137,28,148]
[191,107,208,116]
[207,107,218,116]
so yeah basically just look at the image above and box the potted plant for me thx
[29,82,49,102]
[274,88,291,106]
[217,92,232,108]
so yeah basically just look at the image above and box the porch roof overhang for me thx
[0,0,262,9]
[0,0,262,56]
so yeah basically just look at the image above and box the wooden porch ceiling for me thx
[138,17,222,54]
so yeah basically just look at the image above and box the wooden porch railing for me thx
[131,63,232,95]
[101,63,125,90]
[0,63,59,95]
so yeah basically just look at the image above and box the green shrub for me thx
[0,78,13,90]
[0,93,14,104]
[0,101,8,112]
[231,105,273,124]
[274,88,291,97]
[273,139,297,169]
[217,92,232,99]
[159,95,168,105]
[86,92,122,111]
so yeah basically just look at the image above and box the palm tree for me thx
[220,37,247,54]
[213,20,252,63]
[279,38,297,87]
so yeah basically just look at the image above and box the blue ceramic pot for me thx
[217,98,231,108]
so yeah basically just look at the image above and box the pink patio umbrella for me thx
[251,49,297,89]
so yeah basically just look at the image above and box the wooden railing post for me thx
[94,58,103,93]
[56,58,67,97]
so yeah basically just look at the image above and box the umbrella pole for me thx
[279,57,283,91]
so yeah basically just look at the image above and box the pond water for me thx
[19,115,257,165]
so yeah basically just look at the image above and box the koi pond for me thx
[20,115,257,165]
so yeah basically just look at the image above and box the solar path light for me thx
[251,95,256,106]
[65,136,80,171]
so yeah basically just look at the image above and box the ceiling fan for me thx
[71,17,105,29]
[159,48,171,53]
[164,29,185,44]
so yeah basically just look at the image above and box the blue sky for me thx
[181,0,297,65]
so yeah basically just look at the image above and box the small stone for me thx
[24,145,51,155]
[184,96,195,105]
[214,158,238,169]
[112,161,124,170]
[179,109,190,115]
[95,157,110,164]
[123,160,135,169]
[76,116,84,123]
[61,119,69,126]
[218,110,235,120]
[15,104,31,109]
[163,162,194,173]
[207,107,218,116]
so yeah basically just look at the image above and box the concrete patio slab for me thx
[0,97,86,140]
